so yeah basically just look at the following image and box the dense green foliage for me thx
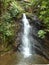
[8,1,23,17]
[0,0,23,51]
[0,0,16,50]
[36,0,49,38]
[28,0,49,38]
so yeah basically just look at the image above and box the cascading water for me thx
[21,13,32,57]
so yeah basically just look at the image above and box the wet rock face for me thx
[26,15,42,32]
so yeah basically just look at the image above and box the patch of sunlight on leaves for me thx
[40,11,47,15]
[38,30,46,38]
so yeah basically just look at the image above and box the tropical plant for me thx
[30,0,49,38]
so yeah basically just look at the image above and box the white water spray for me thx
[22,13,32,58]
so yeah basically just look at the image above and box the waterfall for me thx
[22,13,32,58]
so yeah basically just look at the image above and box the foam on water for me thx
[22,13,32,58]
